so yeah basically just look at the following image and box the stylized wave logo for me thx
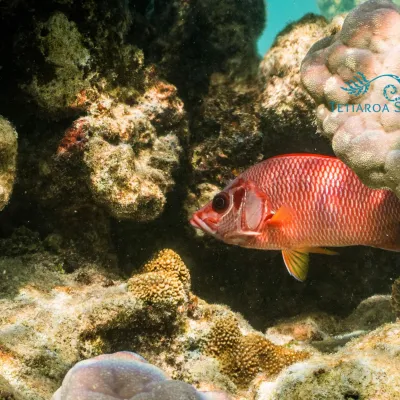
[341,72,400,104]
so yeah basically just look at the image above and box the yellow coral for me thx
[128,272,187,306]
[142,249,190,289]
[204,314,241,358]
[204,315,309,386]
[127,249,190,306]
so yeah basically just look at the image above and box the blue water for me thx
[257,0,320,56]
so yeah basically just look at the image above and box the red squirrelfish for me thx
[190,154,400,281]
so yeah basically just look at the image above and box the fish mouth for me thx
[190,215,217,236]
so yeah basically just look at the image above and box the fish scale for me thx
[240,154,400,251]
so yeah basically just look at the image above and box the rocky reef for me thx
[0,249,311,400]
[257,321,400,400]
[302,0,400,198]
[258,13,343,157]
[0,248,398,400]
[0,117,18,211]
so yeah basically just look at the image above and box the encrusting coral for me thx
[0,116,18,212]
[301,0,400,198]
[257,321,400,400]
[76,81,187,221]
[204,315,309,387]
[52,351,231,400]
[128,249,191,306]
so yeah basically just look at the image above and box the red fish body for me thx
[190,154,400,281]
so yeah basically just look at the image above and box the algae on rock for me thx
[0,117,17,211]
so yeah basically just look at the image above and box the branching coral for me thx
[0,117,17,211]
[52,351,231,400]
[203,315,309,386]
[128,249,191,307]
[301,0,400,198]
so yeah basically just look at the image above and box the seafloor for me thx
[0,0,399,399]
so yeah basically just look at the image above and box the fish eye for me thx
[212,192,230,213]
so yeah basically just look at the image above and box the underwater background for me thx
[0,0,399,399]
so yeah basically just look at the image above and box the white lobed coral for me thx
[301,0,400,198]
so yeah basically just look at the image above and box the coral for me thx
[259,14,344,156]
[392,278,400,318]
[142,249,191,290]
[128,249,191,306]
[256,322,400,400]
[52,351,230,400]
[72,82,187,221]
[4,0,151,119]
[204,315,309,387]
[0,226,43,256]
[0,374,21,400]
[0,117,17,211]
[265,295,395,353]
[317,0,400,19]
[0,249,258,399]
[150,0,266,105]
[301,0,400,197]
[128,272,188,307]
[22,12,90,118]
[317,0,356,19]
[188,73,263,199]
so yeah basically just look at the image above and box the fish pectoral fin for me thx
[298,247,339,255]
[267,205,294,227]
[282,249,309,282]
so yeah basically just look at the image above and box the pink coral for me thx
[301,0,400,198]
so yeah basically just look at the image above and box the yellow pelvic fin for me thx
[282,249,309,282]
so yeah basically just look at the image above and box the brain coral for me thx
[301,0,400,198]
[52,351,230,400]
[0,117,18,211]
[128,249,191,306]
[204,315,309,386]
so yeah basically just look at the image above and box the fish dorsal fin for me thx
[267,205,293,227]
[282,249,309,282]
